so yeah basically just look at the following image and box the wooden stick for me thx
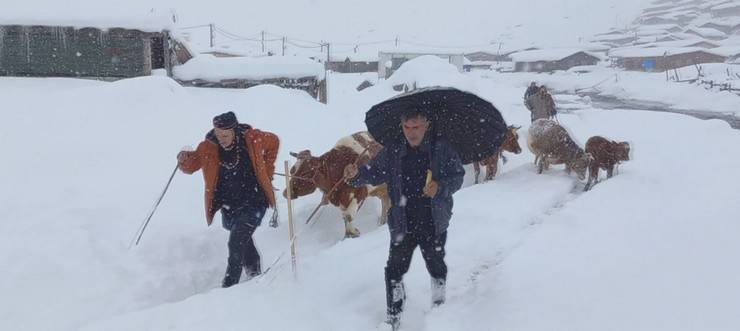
[284,161,298,279]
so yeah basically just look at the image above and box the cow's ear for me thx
[290,152,299,158]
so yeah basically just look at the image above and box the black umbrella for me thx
[365,87,507,164]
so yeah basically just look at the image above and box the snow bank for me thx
[173,55,326,82]
[385,55,472,91]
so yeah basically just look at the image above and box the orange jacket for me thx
[178,127,279,225]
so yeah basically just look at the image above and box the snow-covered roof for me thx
[636,29,670,37]
[379,46,465,55]
[173,55,325,82]
[636,24,681,32]
[684,27,727,39]
[708,46,740,57]
[697,17,740,29]
[644,38,721,48]
[610,46,723,58]
[712,2,740,10]
[0,7,174,32]
[593,33,635,42]
[509,49,598,62]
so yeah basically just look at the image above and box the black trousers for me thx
[384,203,447,316]
[222,221,262,288]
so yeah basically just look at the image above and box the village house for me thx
[326,54,378,73]
[0,12,192,79]
[509,49,601,72]
[609,47,727,71]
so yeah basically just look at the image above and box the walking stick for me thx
[284,161,298,278]
[129,164,178,249]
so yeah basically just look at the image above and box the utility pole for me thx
[326,43,331,65]
[209,23,214,48]
[261,30,265,53]
[395,35,399,47]
[282,37,286,56]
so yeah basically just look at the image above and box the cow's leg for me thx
[473,162,481,184]
[537,155,545,174]
[606,165,614,179]
[342,197,361,238]
[485,152,499,181]
[585,163,598,191]
[565,164,572,175]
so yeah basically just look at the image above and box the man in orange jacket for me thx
[177,111,279,288]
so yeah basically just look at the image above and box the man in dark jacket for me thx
[177,111,280,288]
[344,111,465,329]
[523,81,539,110]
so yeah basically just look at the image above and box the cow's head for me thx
[283,150,320,200]
[502,125,522,154]
[616,141,631,162]
[571,152,594,181]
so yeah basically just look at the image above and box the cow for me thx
[283,132,391,238]
[527,119,593,184]
[473,125,523,183]
[584,136,631,191]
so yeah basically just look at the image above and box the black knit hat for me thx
[213,111,238,129]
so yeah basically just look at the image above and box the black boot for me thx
[431,277,446,307]
[222,266,241,288]
[385,280,405,329]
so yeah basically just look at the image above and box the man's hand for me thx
[177,151,188,163]
[423,180,439,198]
[344,164,358,182]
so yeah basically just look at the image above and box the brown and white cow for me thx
[283,132,390,238]
[473,125,523,183]
[584,136,630,191]
[527,119,593,182]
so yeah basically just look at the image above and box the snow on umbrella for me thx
[365,87,507,164]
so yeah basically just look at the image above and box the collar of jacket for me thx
[205,123,253,146]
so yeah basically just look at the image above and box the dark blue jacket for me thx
[350,136,465,242]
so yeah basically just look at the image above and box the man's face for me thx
[402,116,430,147]
[214,127,236,148]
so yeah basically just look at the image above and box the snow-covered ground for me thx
[476,66,740,116]
[3,56,740,330]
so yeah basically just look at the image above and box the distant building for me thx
[509,49,601,72]
[609,47,727,71]
[465,51,509,62]
[378,50,465,78]
[326,55,378,73]
[0,24,191,79]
